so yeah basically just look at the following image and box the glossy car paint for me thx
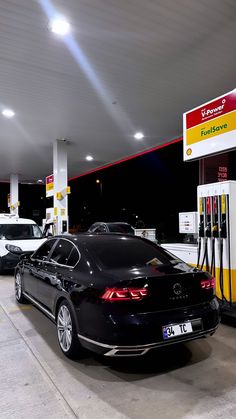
[16,234,219,357]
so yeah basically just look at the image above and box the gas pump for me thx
[42,207,57,236]
[197,181,236,318]
[197,197,204,268]
[197,194,212,273]
[210,195,219,277]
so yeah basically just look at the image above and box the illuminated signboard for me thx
[183,89,236,161]
[46,174,54,197]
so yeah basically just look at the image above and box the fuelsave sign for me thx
[183,89,236,161]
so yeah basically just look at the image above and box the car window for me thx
[108,224,134,234]
[33,239,57,260]
[95,225,106,232]
[87,237,174,269]
[66,247,80,266]
[50,239,75,265]
[89,224,97,232]
[0,223,43,240]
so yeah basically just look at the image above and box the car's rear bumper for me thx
[78,324,218,356]
[77,298,220,356]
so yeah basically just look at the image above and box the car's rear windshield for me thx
[86,236,174,269]
[107,224,134,234]
[0,224,43,240]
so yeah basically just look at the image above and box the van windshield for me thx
[0,224,43,240]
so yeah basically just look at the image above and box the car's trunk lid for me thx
[103,263,214,310]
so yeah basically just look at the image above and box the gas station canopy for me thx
[0,0,235,182]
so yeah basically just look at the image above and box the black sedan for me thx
[15,234,219,359]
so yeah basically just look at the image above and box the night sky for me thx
[0,140,200,242]
[68,140,199,241]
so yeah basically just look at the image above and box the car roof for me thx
[0,215,36,225]
[55,232,145,246]
[90,221,132,226]
[106,222,132,225]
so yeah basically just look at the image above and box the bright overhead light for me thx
[37,179,43,184]
[86,155,94,161]
[50,17,71,36]
[2,109,15,118]
[134,132,144,140]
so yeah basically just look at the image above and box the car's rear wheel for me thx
[15,271,28,303]
[56,300,81,359]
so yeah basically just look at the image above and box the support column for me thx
[53,139,69,234]
[10,174,19,215]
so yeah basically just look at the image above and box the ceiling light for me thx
[134,132,144,140]
[86,155,94,161]
[37,179,43,184]
[50,17,71,36]
[2,109,15,118]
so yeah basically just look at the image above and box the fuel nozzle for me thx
[199,219,204,237]
[220,218,227,238]
[205,221,211,238]
[219,195,227,239]
[212,223,219,238]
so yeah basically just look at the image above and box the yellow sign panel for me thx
[61,209,66,216]
[199,197,203,215]
[46,174,54,198]
[46,182,54,191]
[221,195,226,215]
[186,111,236,146]
[56,192,62,200]
[54,207,58,216]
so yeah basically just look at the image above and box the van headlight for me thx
[5,244,22,253]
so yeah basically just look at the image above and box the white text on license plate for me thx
[163,322,193,340]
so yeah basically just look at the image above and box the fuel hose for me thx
[210,237,216,277]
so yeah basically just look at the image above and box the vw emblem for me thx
[173,283,182,296]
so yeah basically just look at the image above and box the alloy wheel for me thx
[15,272,22,300]
[57,305,73,352]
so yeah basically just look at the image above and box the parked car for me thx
[88,221,135,234]
[0,214,46,272]
[15,233,219,359]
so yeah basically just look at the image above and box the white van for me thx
[0,214,46,272]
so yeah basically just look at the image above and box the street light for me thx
[96,179,103,196]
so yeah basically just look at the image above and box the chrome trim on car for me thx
[78,326,218,357]
[23,291,55,320]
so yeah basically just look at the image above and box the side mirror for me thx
[20,251,34,260]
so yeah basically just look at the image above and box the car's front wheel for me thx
[15,271,28,303]
[56,300,81,359]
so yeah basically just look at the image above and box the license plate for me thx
[162,322,193,340]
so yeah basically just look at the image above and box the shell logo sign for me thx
[46,174,54,197]
[183,89,236,161]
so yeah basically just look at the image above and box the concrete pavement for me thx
[0,274,236,419]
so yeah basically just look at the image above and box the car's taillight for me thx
[101,287,148,301]
[200,278,215,289]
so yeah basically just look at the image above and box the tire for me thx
[56,300,81,359]
[15,271,28,303]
